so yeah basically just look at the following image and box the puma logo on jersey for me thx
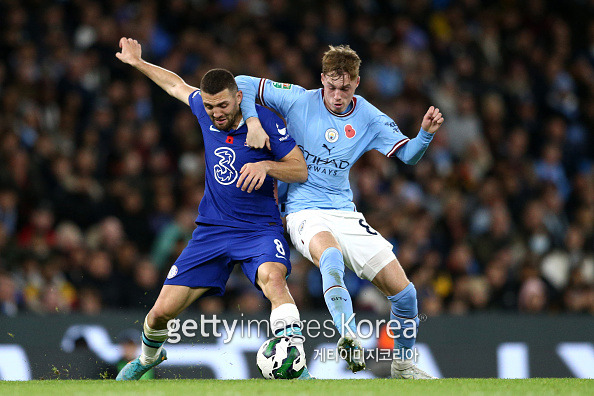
[322,144,334,155]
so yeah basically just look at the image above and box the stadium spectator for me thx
[0,0,592,316]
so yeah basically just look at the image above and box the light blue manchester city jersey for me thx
[236,77,433,215]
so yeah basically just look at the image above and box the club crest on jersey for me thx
[167,265,178,279]
[298,220,306,234]
[276,123,287,135]
[325,128,339,143]
[345,124,356,139]
[213,147,239,185]
[272,82,292,90]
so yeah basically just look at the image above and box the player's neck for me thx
[323,98,354,115]
[226,115,244,131]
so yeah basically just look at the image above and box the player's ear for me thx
[321,73,326,84]
[355,76,360,89]
[236,89,243,104]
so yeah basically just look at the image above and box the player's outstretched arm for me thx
[236,146,307,193]
[394,106,444,164]
[115,37,197,105]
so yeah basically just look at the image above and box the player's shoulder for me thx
[255,104,284,131]
[189,89,202,102]
[293,88,323,106]
[354,94,380,114]
[188,89,204,108]
[255,103,281,122]
[354,94,390,122]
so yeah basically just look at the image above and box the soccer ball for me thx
[256,336,306,379]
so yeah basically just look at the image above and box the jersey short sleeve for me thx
[188,89,204,118]
[366,113,411,157]
[258,79,307,117]
[257,106,296,161]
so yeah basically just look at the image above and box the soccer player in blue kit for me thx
[237,45,444,379]
[114,38,313,380]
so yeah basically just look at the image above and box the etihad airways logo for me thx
[298,145,350,171]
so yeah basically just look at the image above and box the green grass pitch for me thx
[0,379,592,396]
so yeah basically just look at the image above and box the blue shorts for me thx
[163,223,291,297]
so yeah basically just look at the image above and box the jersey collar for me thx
[321,89,357,118]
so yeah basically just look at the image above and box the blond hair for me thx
[322,45,361,80]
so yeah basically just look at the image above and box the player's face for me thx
[321,72,360,114]
[202,88,243,131]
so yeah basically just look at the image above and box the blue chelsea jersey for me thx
[238,78,416,214]
[188,90,296,228]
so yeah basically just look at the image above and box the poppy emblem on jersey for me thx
[213,147,239,185]
[345,124,356,138]
[325,128,339,143]
[226,136,234,144]
[167,265,178,279]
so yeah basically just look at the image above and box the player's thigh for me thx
[308,231,342,267]
[164,223,234,295]
[286,210,339,266]
[235,229,292,289]
[371,259,410,296]
[150,285,210,320]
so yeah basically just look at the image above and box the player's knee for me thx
[319,248,345,274]
[263,268,287,290]
[258,263,287,285]
[148,305,177,325]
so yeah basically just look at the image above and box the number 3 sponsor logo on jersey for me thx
[214,147,239,185]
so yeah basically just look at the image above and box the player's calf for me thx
[319,247,358,336]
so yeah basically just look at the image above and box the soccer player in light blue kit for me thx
[237,45,444,379]
[114,37,313,380]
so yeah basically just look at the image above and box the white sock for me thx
[270,303,303,340]
[139,316,168,365]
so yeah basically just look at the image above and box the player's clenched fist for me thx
[115,37,142,66]
[246,118,271,150]
[421,106,444,134]
[236,161,271,193]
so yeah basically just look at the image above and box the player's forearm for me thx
[261,160,308,184]
[236,75,260,120]
[133,59,186,98]
[396,128,434,165]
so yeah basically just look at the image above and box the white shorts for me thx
[286,209,396,281]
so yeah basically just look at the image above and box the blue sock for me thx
[387,283,419,360]
[320,247,356,336]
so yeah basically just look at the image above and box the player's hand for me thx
[246,118,271,150]
[236,161,270,193]
[115,37,142,66]
[421,106,444,134]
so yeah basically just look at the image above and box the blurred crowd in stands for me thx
[0,0,593,317]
